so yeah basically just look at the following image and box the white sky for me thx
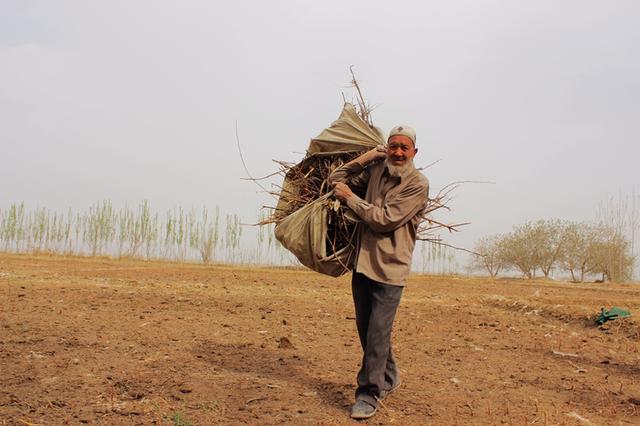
[1,1,639,264]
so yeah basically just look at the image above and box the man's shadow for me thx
[194,341,353,412]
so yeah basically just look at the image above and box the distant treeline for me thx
[472,219,635,282]
[0,201,460,274]
[0,201,289,265]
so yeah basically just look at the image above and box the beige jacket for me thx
[328,160,429,286]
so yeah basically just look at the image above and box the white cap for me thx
[388,125,416,145]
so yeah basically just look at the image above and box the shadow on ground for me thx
[194,341,353,413]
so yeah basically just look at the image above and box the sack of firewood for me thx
[272,103,384,276]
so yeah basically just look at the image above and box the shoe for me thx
[350,400,377,419]
[379,381,401,400]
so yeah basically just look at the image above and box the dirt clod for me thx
[278,337,295,349]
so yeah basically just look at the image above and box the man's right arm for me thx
[327,147,386,189]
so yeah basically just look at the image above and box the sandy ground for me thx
[1,253,639,425]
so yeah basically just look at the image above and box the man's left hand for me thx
[332,182,354,202]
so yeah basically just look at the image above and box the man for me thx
[328,125,429,419]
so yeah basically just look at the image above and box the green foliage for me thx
[85,200,115,256]
[1,203,25,251]
[192,206,220,263]
[224,213,242,261]
[0,201,298,267]
[170,411,194,426]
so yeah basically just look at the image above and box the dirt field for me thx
[1,253,639,425]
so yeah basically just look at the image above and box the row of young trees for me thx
[472,219,635,282]
[0,200,458,274]
[0,201,460,273]
[0,201,288,264]
[419,241,458,275]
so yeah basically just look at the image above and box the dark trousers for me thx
[351,272,403,407]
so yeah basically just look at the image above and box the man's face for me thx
[386,135,418,167]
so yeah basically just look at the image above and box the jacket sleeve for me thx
[345,179,429,234]
[327,161,370,193]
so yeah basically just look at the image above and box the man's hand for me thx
[357,146,387,166]
[328,146,385,200]
[333,182,354,202]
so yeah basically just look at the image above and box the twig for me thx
[240,170,282,181]
[349,65,372,125]
[374,395,393,417]
[420,240,481,256]
[566,411,595,426]
[235,121,274,198]
[417,158,443,170]
[420,219,470,233]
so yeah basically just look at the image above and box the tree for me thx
[500,223,539,279]
[473,217,635,282]
[559,222,599,282]
[498,219,566,279]
[530,219,565,278]
[471,235,506,277]
[192,207,219,263]
[591,226,634,282]
[596,191,639,280]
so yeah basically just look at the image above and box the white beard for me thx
[385,158,415,178]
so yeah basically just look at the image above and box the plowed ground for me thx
[1,253,639,425]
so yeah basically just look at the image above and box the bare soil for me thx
[1,253,639,425]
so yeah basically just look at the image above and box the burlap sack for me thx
[274,103,384,276]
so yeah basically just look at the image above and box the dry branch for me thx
[260,151,363,256]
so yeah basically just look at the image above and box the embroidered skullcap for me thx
[388,125,416,145]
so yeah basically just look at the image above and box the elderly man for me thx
[328,125,429,419]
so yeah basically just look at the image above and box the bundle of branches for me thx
[264,151,365,259]
[267,153,361,222]
[255,69,386,268]
[262,157,471,270]
[256,73,471,276]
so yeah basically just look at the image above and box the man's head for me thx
[386,125,418,176]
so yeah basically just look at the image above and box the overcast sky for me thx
[1,1,639,265]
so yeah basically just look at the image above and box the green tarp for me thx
[595,307,631,325]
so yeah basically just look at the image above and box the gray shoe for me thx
[350,400,377,419]
[379,381,401,400]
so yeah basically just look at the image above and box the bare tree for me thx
[471,235,506,278]
[193,207,220,263]
[597,191,640,280]
[590,226,634,282]
[559,222,600,282]
[476,216,635,282]
[500,223,539,279]
[498,220,566,279]
[531,219,565,278]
